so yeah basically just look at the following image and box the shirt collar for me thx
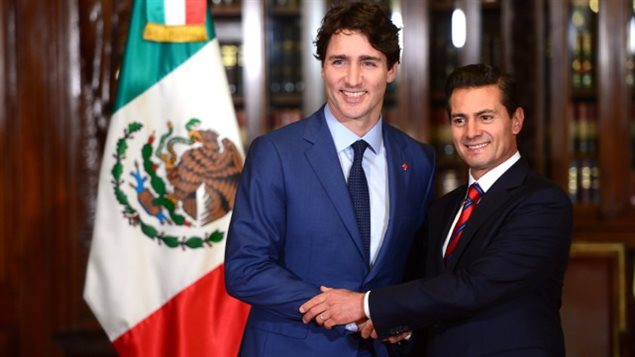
[324,104,383,154]
[469,151,521,192]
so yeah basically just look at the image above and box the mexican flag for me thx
[84,0,249,356]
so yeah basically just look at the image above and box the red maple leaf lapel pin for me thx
[402,163,409,171]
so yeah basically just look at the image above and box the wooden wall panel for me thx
[398,0,430,143]
[69,0,129,330]
[0,0,126,355]
[0,0,17,354]
[561,242,630,357]
[12,0,74,354]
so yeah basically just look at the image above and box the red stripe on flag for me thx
[113,264,250,357]
[185,0,206,25]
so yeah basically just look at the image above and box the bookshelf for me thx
[547,2,635,353]
[212,0,324,146]
[209,1,635,354]
[212,0,327,146]
[212,0,635,224]
[548,0,635,224]
[267,1,304,129]
[211,0,246,143]
[425,0,505,195]
[214,0,408,146]
[566,1,600,205]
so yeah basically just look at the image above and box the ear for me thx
[511,107,524,134]
[386,63,399,83]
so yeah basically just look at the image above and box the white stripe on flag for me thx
[164,0,186,25]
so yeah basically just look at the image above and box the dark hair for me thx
[445,64,519,117]
[313,1,401,69]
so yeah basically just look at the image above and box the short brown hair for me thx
[313,1,401,69]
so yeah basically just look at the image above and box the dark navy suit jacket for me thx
[225,107,436,356]
[370,159,572,357]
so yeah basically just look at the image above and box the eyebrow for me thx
[326,54,382,62]
[475,109,496,116]
[450,108,496,118]
[359,55,381,62]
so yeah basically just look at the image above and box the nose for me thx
[345,63,361,86]
[465,119,479,138]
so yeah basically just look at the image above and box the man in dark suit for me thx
[224,2,436,356]
[300,64,573,356]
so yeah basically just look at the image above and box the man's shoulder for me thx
[524,170,571,202]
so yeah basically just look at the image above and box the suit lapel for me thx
[303,111,366,263]
[445,159,529,270]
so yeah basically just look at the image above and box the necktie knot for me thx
[351,140,369,163]
[466,182,483,206]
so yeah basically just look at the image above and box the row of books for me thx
[211,0,241,7]
[431,107,455,158]
[571,30,594,91]
[569,102,598,156]
[220,42,243,97]
[568,159,600,204]
[272,0,300,7]
[268,17,303,96]
[429,10,458,96]
[570,2,595,91]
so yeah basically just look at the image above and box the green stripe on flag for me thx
[113,0,217,112]
[146,0,165,24]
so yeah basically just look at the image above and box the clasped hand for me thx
[299,286,409,343]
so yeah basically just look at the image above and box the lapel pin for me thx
[402,163,409,171]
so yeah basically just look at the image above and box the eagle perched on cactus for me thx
[158,119,243,225]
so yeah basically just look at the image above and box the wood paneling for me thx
[0,0,126,355]
[562,242,631,357]
[398,0,429,142]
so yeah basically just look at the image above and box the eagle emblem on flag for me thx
[111,119,243,249]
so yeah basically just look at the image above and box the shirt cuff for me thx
[364,291,371,320]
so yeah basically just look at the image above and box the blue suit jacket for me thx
[225,107,436,356]
[370,159,573,356]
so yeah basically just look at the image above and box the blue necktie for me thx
[348,140,370,265]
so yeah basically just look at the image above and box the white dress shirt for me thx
[324,104,389,267]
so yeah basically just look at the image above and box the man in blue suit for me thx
[224,2,436,356]
[300,64,573,356]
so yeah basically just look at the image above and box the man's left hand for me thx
[299,286,365,329]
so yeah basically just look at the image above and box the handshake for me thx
[299,286,411,344]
